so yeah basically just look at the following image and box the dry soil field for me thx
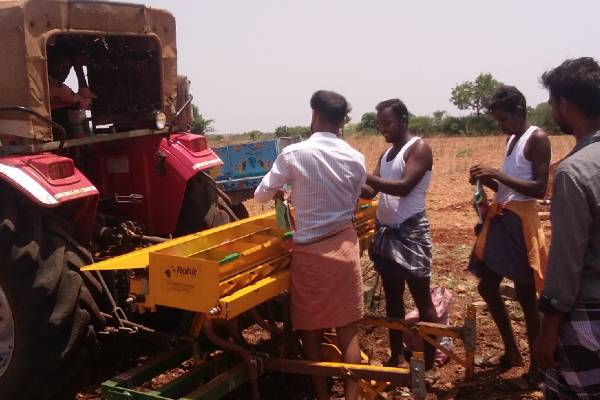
[78,134,576,400]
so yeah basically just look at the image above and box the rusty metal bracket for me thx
[361,302,477,379]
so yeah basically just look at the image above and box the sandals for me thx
[475,353,524,368]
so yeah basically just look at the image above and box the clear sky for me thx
[129,1,600,133]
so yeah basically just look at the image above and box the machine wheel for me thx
[229,201,249,220]
[0,188,105,400]
[175,174,247,236]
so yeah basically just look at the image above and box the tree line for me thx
[354,73,558,136]
[193,72,559,139]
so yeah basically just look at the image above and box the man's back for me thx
[281,132,366,243]
[554,139,600,274]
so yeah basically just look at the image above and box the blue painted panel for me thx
[214,139,279,191]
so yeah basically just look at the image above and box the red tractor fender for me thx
[150,133,223,233]
[161,133,223,181]
[0,153,99,241]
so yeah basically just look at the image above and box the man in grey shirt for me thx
[534,57,600,399]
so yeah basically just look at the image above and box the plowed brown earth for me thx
[77,135,575,400]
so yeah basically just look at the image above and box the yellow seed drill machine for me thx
[84,200,476,400]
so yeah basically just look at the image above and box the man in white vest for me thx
[362,98,438,381]
[469,86,550,387]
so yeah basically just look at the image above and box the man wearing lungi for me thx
[361,99,439,380]
[254,90,366,400]
[468,86,551,385]
[534,57,600,399]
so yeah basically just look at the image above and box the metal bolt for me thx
[208,306,221,316]
[125,296,135,304]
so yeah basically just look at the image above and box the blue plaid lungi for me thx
[543,304,600,400]
[369,211,432,280]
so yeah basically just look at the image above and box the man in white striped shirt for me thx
[254,90,366,400]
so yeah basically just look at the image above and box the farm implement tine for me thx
[463,303,477,378]
[204,319,261,400]
[180,362,248,400]
[101,345,248,400]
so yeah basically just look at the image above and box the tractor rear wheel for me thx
[0,188,105,400]
[175,174,247,236]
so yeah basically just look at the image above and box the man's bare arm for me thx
[361,153,383,199]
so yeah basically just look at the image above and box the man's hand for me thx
[361,183,377,199]
[469,166,500,192]
[534,314,563,369]
[273,190,286,201]
[469,165,500,182]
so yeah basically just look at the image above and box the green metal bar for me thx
[181,363,248,400]
[218,253,240,265]
[109,344,192,388]
[102,384,173,400]
[101,348,244,400]
[154,354,231,398]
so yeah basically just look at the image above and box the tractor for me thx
[0,1,243,398]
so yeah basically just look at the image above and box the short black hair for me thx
[486,85,527,116]
[376,99,409,124]
[310,90,349,125]
[541,57,600,118]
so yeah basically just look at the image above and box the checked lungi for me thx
[369,211,432,280]
[543,304,600,400]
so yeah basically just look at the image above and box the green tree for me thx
[432,110,446,132]
[287,126,310,137]
[275,125,288,137]
[358,112,378,132]
[191,104,215,133]
[528,102,559,133]
[409,115,435,135]
[245,130,263,141]
[440,115,466,135]
[462,114,497,135]
[450,73,502,116]
[275,125,310,138]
